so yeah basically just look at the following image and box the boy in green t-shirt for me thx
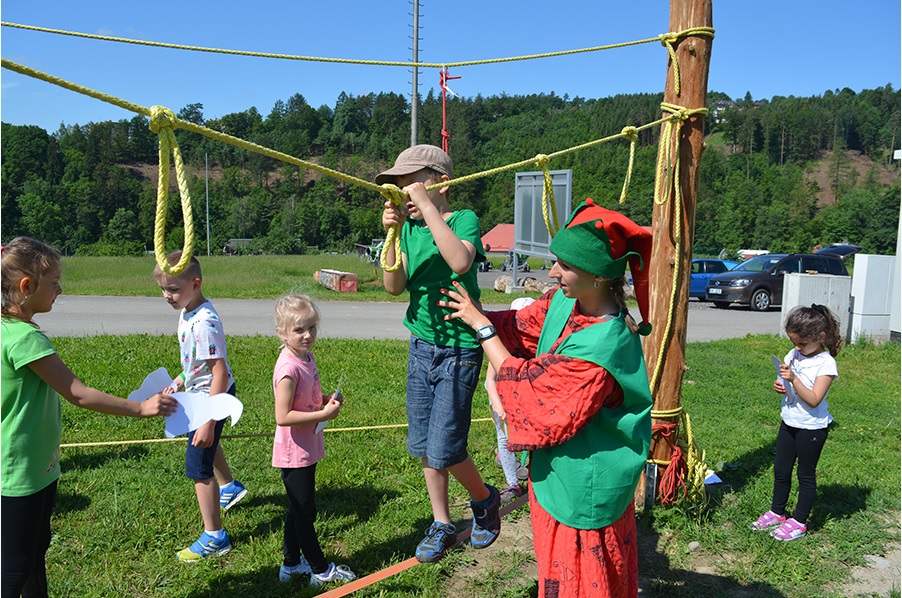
[377,144,500,562]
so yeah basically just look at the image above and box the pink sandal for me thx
[771,517,807,541]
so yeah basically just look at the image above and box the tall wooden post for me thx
[641,0,713,503]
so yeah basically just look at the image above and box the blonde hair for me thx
[274,294,321,332]
[1,237,61,323]
[152,251,202,284]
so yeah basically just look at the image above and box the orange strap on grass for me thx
[318,492,530,598]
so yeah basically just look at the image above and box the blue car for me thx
[628,258,739,299]
[690,258,740,299]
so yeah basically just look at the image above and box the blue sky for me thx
[1,1,899,133]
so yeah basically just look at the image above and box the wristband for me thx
[178,372,186,383]
[476,324,497,342]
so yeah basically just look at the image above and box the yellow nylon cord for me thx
[59,418,493,449]
[2,21,713,79]
[0,60,691,276]
[149,106,195,274]
[648,103,707,393]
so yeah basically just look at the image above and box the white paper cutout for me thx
[165,392,243,438]
[771,355,799,403]
[129,368,244,437]
[128,367,172,402]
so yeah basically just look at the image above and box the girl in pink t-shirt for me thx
[272,295,355,587]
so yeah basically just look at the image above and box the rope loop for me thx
[150,105,194,275]
[378,184,409,273]
[619,127,639,204]
[535,154,560,237]
[658,32,681,95]
[149,105,179,134]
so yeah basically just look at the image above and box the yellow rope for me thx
[619,126,639,204]
[0,58,682,276]
[1,21,713,80]
[58,418,493,449]
[648,103,707,393]
[535,154,561,238]
[149,106,195,274]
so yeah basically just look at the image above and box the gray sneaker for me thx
[415,521,458,562]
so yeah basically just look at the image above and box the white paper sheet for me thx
[771,355,799,403]
[129,368,244,438]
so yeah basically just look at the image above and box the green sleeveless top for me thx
[530,290,652,529]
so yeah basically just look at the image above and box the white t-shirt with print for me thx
[780,348,837,430]
[178,300,234,393]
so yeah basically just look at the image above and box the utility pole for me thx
[205,150,210,256]
[410,0,420,146]
[640,0,713,504]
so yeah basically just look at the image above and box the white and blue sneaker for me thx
[177,530,232,563]
[219,480,248,511]
[309,562,357,587]
[279,556,312,582]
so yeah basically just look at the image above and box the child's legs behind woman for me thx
[1,480,57,598]
[281,465,327,572]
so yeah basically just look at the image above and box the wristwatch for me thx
[476,324,497,342]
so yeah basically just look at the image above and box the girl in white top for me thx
[271,295,356,587]
[752,304,842,542]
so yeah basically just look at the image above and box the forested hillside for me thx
[2,85,899,256]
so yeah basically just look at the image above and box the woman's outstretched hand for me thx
[439,281,489,330]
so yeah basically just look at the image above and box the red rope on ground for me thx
[318,492,530,597]
[652,422,687,505]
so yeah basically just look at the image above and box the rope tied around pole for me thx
[658,27,715,97]
[149,105,195,275]
[649,102,707,393]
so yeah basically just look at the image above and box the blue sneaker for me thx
[177,530,231,563]
[220,480,248,511]
[415,521,458,562]
[470,484,500,549]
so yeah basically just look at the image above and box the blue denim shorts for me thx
[185,383,235,480]
[406,336,483,469]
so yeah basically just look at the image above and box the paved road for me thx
[38,292,782,342]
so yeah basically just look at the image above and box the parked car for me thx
[690,258,740,299]
[815,244,863,260]
[627,258,739,299]
[705,253,849,311]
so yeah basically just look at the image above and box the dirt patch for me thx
[451,505,901,597]
[805,149,897,207]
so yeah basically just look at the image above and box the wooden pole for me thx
[638,0,713,506]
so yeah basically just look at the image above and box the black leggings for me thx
[281,465,328,573]
[1,480,58,598]
[771,421,828,524]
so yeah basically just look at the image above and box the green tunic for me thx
[530,290,652,529]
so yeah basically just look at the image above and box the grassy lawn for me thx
[47,333,899,597]
[59,254,538,304]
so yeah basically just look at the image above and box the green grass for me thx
[46,334,899,597]
[60,254,536,304]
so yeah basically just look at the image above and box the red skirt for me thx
[530,485,638,598]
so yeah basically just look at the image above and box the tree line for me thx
[1,85,899,257]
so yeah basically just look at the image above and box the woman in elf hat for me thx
[441,198,653,598]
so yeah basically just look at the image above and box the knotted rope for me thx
[149,106,195,274]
